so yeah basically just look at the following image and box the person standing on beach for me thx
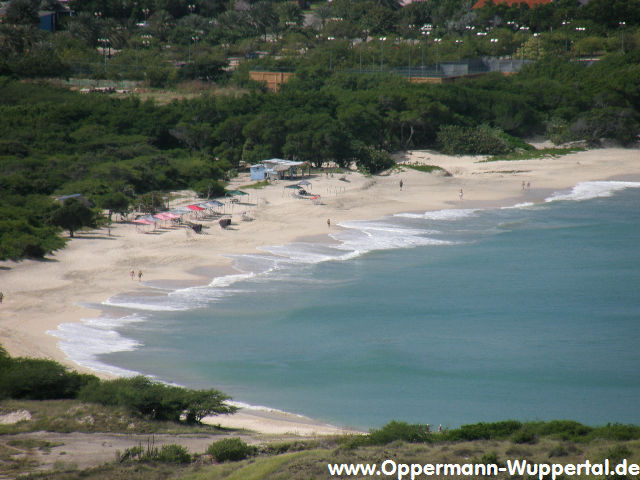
[327,218,331,229]
[459,188,463,201]
[0,291,3,304]
[130,270,135,281]
[399,179,403,190]
[138,270,143,282]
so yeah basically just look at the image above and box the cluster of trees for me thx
[0,345,235,423]
[2,48,639,259]
[1,0,639,82]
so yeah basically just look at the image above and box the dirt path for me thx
[0,429,302,475]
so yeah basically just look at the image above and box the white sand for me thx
[1,147,639,434]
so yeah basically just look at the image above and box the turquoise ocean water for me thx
[51,181,640,429]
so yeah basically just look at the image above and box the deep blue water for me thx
[52,182,640,429]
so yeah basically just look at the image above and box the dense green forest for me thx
[1,0,639,261]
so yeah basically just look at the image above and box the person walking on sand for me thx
[327,218,331,229]
[130,270,135,281]
[459,188,463,201]
[137,270,143,282]
[399,179,403,190]
[0,291,3,304]
[522,180,526,191]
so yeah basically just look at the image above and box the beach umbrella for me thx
[133,218,153,225]
[202,200,224,208]
[187,204,205,211]
[154,213,172,221]
[162,212,181,219]
[170,207,191,215]
[225,190,248,196]
[285,184,302,189]
[297,180,312,187]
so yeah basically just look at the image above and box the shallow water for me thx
[51,182,640,429]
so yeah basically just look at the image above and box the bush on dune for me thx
[77,376,237,423]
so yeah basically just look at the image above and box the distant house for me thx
[250,164,266,181]
[262,158,308,180]
[250,159,308,180]
[39,11,56,31]
[0,5,71,31]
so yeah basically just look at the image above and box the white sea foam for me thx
[227,400,306,417]
[48,315,144,377]
[209,272,256,288]
[501,202,535,209]
[545,181,640,203]
[333,220,453,253]
[394,208,479,221]
[259,242,354,264]
[102,298,187,312]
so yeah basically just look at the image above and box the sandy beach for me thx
[1,147,639,435]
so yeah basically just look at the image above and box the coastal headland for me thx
[1,146,639,434]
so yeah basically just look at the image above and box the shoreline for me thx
[2,147,640,435]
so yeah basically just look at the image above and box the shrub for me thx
[78,376,235,422]
[0,356,98,400]
[192,179,226,199]
[355,145,395,174]
[511,430,538,444]
[590,423,640,441]
[481,451,499,464]
[437,124,513,155]
[367,421,430,445]
[445,421,522,441]
[207,438,255,462]
[603,445,632,465]
[528,420,593,441]
[548,444,569,458]
[156,444,191,464]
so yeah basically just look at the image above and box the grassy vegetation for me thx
[238,180,271,189]
[0,399,232,435]
[3,414,640,479]
[485,147,586,162]
[403,164,452,176]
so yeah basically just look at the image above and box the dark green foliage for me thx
[77,376,236,422]
[49,198,96,238]
[193,179,226,199]
[445,421,523,441]
[511,430,538,445]
[156,444,192,463]
[356,146,395,174]
[96,191,130,220]
[367,420,430,445]
[526,420,594,440]
[0,356,98,400]
[437,124,514,156]
[207,438,256,462]
[590,423,640,441]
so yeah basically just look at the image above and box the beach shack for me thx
[250,164,266,181]
[262,158,307,180]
